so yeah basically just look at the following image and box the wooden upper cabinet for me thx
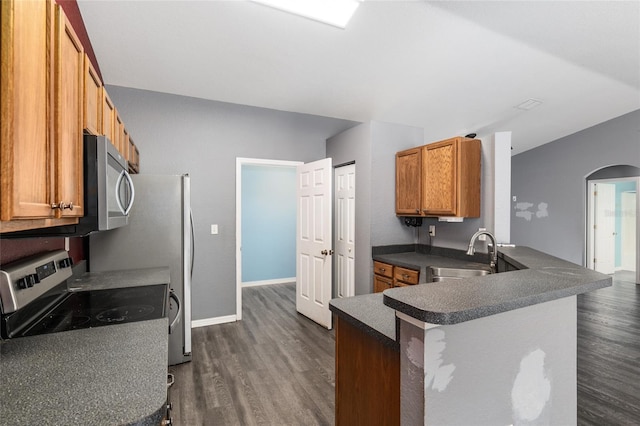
[54,4,84,218]
[395,136,481,218]
[102,88,116,144]
[1,0,56,221]
[128,137,140,174]
[395,147,422,215]
[422,137,481,217]
[422,139,457,215]
[83,53,102,135]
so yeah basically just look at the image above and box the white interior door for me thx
[594,183,616,274]
[621,191,637,271]
[296,158,333,329]
[335,164,355,298]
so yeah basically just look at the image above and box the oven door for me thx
[98,136,135,231]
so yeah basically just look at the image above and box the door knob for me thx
[321,249,334,256]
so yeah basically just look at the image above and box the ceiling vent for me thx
[514,98,543,111]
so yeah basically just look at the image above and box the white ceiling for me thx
[77,0,640,155]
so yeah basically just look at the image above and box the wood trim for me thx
[0,217,78,234]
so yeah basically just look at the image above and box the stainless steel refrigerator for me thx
[89,174,192,366]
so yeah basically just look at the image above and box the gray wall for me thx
[326,123,372,295]
[327,121,424,294]
[370,121,424,246]
[511,109,640,265]
[106,85,357,320]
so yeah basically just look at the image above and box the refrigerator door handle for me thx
[190,210,195,277]
[169,289,182,334]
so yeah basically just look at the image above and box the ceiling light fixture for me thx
[252,0,361,29]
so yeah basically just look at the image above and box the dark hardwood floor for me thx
[577,271,640,425]
[168,283,335,425]
[170,273,639,425]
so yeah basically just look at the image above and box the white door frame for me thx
[586,176,640,282]
[235,157,303,320]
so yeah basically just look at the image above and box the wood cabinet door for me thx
[123,128,130,161]
[422,138,458,216]
[83,54,101,135]
[102,88,115,143]
[373,275,393,293]
[395,147,422,215]
[128,137,140,173]
[1,0,56,220]
[54,5,84,218]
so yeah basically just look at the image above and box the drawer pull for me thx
[379,268,385,272]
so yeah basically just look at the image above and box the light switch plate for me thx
[211,224,218,235]
[428,225,436,237]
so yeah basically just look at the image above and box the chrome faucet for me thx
[466,230,497,273]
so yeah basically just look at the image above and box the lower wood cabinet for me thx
[373,261,419,293]
[335,316,400,426]
[394,266,419,286]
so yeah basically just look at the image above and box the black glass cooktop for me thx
[17,284,168,337]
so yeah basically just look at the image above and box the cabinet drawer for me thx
[394,267,419,285]
[373,275,393,293]
[373,261,393,278]
[394,281,411,288]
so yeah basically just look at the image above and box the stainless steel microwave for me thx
[84,135,135,232]
[2,135,135,237]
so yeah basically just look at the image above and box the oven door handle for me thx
[169,289,181,334]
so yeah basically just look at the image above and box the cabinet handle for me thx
[416,209,420,213]
[402,274,409,279]
[379,268,385,272]
[51,202,73,210]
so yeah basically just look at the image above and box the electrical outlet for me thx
[512,195,517,202]
[478,227,486,241]
[429,225,436,237]
[211,224,218,235]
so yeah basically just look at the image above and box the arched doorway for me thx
[586,165,639,283]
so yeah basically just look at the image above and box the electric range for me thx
[0,250,167,340]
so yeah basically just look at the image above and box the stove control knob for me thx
[58,257,73,268]
[17,277,29,289]
[29,273,41,286]
[17,274,39,289]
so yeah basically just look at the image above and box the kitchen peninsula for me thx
[330,246,611,425]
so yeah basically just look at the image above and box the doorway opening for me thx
[235,158,303,320]
[586,166,639,283]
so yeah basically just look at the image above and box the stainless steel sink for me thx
[430,267,491,282]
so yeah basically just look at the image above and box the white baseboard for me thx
[191,314,237,328]
[242,277,296,287]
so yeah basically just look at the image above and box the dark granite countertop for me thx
[373,252,490,283]
[330,245,612,342]
[0,318,168,426]
[329,293,397,348]
[384,246,612,324]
